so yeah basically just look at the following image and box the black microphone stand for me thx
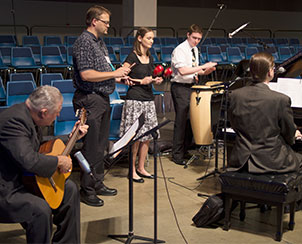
[108,119,170,244]
[198,4,226,83]
[222,82,231,170]
[11,0,18,46]
[200,4,226,47]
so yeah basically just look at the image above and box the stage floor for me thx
[1,112,302,244]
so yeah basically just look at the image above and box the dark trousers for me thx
[73,90,111,195]
[171,82,193,160]
[19,180,80,244]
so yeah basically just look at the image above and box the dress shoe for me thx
[96,185,117,196]
[136,170,154,179]
[127,174,145,183]
[184,152,192,160]
[80,190,104,207]
[172,158,186,165]
[133,177,144,183]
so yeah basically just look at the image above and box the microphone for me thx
[74,151,96,181]
[275,66,286,74]
[217,3,226,10]
[228,22,250,38]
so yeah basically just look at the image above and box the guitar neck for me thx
[62,126,80,156]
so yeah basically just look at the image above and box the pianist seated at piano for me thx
[227,52,302,173]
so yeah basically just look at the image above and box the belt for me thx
[77,88,107,97]
[172,82,194,87]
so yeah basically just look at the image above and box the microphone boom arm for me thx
[199,4,226,46]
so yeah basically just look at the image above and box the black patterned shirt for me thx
[72,30,115,96]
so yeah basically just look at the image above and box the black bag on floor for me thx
[192,193,225,227]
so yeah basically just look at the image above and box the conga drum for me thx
[190,85,214,145]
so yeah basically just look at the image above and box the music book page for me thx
[110,99,125,105]
[109,118,139,159]
[267,81,278,91]
[268,78,302,108]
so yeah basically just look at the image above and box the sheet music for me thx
[109,118,140,159]
[110,99,124,105]
[268,78,302,108]
[267,81,278,91]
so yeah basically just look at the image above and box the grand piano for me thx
[275,50,302,129]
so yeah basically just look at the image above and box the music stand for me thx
[107,115,170,244]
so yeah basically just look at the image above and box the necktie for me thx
[192,48,198,83]
[192,48,197,67]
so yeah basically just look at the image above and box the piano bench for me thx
[219,170,302,242]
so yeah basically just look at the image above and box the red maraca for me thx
[163,67,172,78]
[153,64,164,77]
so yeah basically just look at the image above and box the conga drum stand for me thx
[195,83,229,181]
[196,136,220,181]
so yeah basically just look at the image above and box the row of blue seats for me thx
[3,41,301,72]
[1,72,66,88]
[0,35,78,47]
[1,34,301,65]
[2,45,301,79]
[1,34,301,49]
[198,45,302,64]
[0,76,74,106]
[0,46,73,72]
[0,72,161,107]
[115,45,301,65]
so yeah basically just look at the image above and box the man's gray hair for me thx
[26,85,63,112]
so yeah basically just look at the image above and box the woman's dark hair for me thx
[133,27,153,56]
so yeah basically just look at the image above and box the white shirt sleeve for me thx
[172,47,188,69]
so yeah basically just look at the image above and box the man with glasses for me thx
[228,52,302,173]
[72,5,131,207]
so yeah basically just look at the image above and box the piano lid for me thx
[275,50,302,79]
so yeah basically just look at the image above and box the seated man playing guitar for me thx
[0,85,88,244]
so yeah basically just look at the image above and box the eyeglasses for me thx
[95,18,110,26]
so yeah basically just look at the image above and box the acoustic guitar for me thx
[24,108,86,209]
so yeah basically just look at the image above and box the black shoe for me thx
[136,170,154,179]
[184,153,192,160]
[172,158,186,165]
[133,177,144,183]
[127,174,145,183]
[80,190,104,207]
[96,185,118,196]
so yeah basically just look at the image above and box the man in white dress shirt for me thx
[170,24,217,165]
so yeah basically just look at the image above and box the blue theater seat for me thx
[6,80,35,106]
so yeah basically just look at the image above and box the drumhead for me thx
[191,85,213,91]
[205,81,223,86]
